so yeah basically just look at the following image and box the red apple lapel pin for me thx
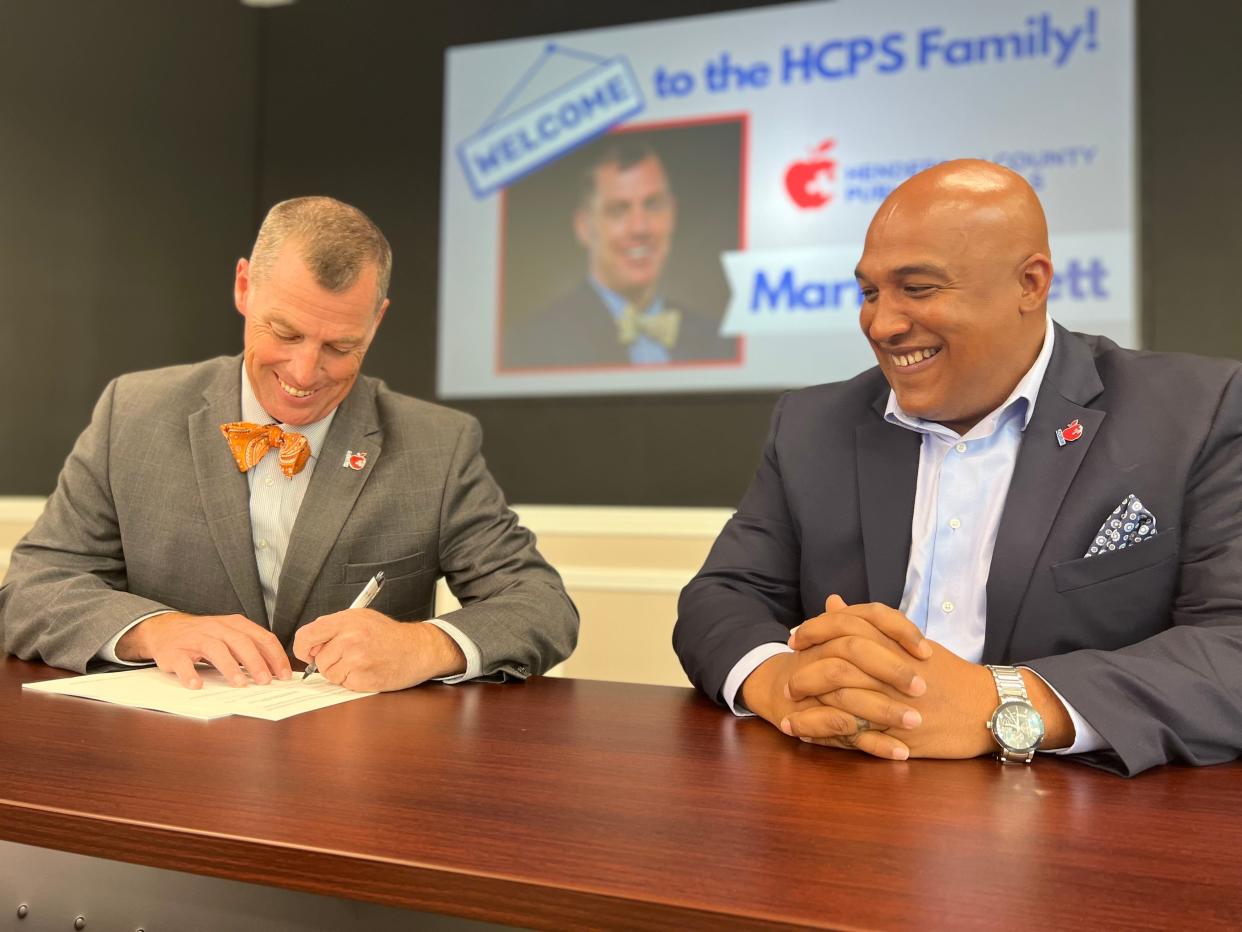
[342,450,367,471]
[1056,419,1084,447]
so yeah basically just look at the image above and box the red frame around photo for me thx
[493,111,749,376]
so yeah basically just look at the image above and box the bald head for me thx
[868,159,1050,270]
[855,159,1055,436]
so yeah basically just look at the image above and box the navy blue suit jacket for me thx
[675,325,1242,775]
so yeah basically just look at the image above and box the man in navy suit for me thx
[674,160,1242,776]
[502,140,736,369]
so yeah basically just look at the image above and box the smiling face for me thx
[854,161,1053,435]
[235,242,387,426]
[575,154,675,306]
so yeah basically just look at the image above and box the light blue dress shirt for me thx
[590,278,671,365]
[722,321,1106,755]
[238,370,336,625]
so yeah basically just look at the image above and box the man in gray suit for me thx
[674,161,1242,776]
[1,197,577,692]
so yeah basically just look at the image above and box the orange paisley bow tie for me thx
[219,422,311,479]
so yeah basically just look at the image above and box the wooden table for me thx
[1,657,1239,930]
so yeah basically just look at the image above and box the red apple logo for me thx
[784,139,838,209]
[1062,419,1083,442]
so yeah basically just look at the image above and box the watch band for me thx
[988,664,1029,702]
[986,664,1037,764]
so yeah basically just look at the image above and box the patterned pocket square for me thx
[1085,493,1157,558]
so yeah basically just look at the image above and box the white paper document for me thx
[23,668,376,721]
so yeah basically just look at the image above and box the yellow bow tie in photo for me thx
[616,303,682,350]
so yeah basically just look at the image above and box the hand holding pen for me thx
[303,571,385,679]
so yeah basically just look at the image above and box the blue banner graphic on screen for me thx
[438,0,1135,399]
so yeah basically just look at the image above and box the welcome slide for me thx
[438,0,1134,399]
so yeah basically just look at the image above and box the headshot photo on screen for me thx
[498,119,743,372]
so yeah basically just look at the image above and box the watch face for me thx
[992,702,1045,752]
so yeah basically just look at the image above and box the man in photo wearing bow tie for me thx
[674,160,1242,776]
[501,139,737,369]
[1,197,578,692]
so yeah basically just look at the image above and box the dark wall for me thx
[3,0,1240,502]
[1138,2,1242,355]
[0,1,260,493]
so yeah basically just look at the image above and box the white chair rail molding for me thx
[0,498,728,688]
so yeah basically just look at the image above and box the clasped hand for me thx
[744,595,996,761]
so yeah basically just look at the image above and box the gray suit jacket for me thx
[1,356,578,679]
[674,325,1242,775]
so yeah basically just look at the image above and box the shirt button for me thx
[258,539,269,550]
[949,518,961,530]
[941,600,955,613]
[264,476,274,487]
[955,442,967,453]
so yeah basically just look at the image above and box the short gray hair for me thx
[249,196,392,309]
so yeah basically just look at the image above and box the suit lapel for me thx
[188,358,269,627]
[983,325,1105,662]
[272,378,383,643]
[856,391,922,607]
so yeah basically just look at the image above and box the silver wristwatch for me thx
[985,665,1045,764]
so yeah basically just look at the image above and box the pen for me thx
[303,570,385,679]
